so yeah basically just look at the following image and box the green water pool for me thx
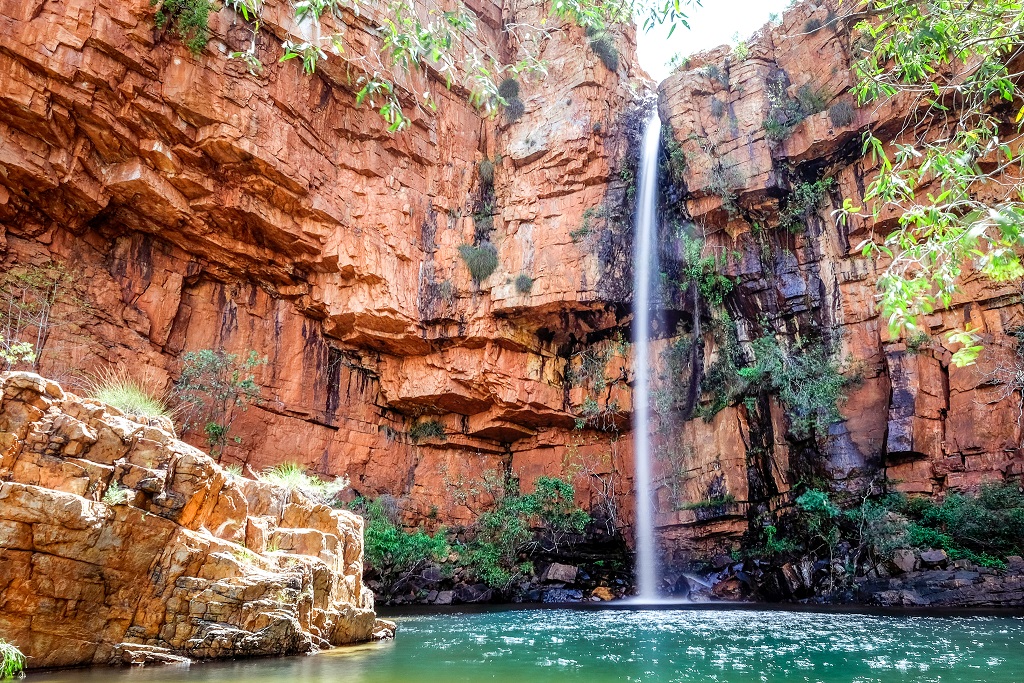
[28,606,1024,682]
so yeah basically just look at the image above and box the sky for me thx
[635,0,793,81]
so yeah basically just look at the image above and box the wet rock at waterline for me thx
[0,372,382,669]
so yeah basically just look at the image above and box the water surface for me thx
[31,607,1024,683]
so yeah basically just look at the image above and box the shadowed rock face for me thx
[0,372,380,668]
[652,0,1024,563]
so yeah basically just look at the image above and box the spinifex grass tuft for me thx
[85,367,172,418]
[0,640,26,680]
[261,463,348,506]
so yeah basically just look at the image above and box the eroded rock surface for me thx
[0,0,646,533]
[0,372,378,669]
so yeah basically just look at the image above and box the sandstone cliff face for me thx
[652,0,1024,563]
[3,0,1023,583]
[0,0,646,531]
[0,372,380,669]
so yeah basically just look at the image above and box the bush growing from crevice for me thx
[708,163,741,215]
[102,480,132,506]
[828,100,855,127]
[174,348,266,459]
[458,243,499,283]
[739,335,850,440]
[571,205,607,242]
[677,233,735,308]
[779,178,834,233]
[763,80,829,142]
[478,159,495,187]
[152,0,211,55]
[504,97,525,122]
[408,418,446,443]
[497,77,520,100]
[661,128,688,183]
[587,31,619,71]
[795,84,828,115]
[515,273,534,294]
[701,63,730,88]
[804,17,823,33]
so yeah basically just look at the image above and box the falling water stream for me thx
[631,114,662,600]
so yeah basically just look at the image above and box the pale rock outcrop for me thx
[0,372,382,669]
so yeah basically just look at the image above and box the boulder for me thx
[542,562,579,584]
[591,586,615,601]
[892,548,918,574]
[920,549,949,567]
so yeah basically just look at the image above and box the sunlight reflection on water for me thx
[28,608,1024,683]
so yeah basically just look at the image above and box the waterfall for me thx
[632,114,661,601]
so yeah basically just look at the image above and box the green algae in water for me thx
[28,608,1024,682]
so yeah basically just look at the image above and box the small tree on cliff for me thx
[174,348,266,460]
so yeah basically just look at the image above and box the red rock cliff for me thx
[3,0,1023,568]
[0,0,647,531]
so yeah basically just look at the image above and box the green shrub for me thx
[152,0,211,55]
[762,81,806,141]
[478,159,495,186]
[356,496,451,592]
[408,418,446,443]
[571,205,607,242]
[681,494,736,510]
[261,463,348,505]
[677,233,735,308]
[708,164,741,215]
[828,100,855,127]
[175,348,266,458]
[588,34,619,71]
[515,273,534,294]
[796,84,828,115]
[661,128,687,182]
[779,178,834,233]
[497,78,520,100]
[0,640,26,680]
[906,330,932,354]
[696,313,746,421]
[739,335,849,439]
[102,480,132,506]
[458,243,499,283]
[462,476,590,589]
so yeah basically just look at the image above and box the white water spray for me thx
[632,115,661,601]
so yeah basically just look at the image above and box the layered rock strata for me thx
[0,0,647,531]
[648,0,1024,563]
[0,371,382,669]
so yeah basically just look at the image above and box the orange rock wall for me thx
[4,0,1023,568]
[0,0,646,530]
